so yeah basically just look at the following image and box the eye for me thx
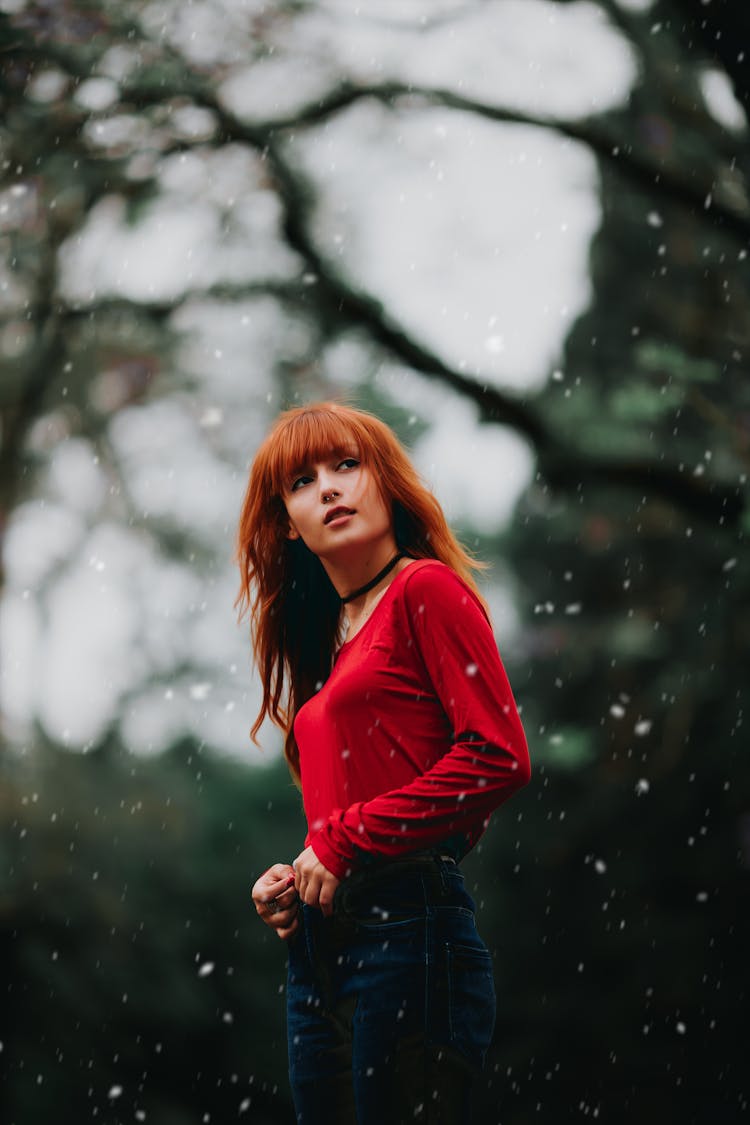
[337,457,359,471]
[290,473,313,492]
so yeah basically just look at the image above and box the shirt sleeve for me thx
[308,564,531,880]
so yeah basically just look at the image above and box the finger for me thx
[276,862,296,875]
[259,903,297,927]
[264,893,298,919]
[258,883,294,905]
[255,885,295,912]
[271,887,298,910]
[302,872,323,909]
[298,873,312,905]
[279,873,297,898]
[292,854,309,891]
[319,887,335,917]
[295,868,309,901]
[319,878,339,917]
[256,899,283,920]
[277,919,299,940]
[267,908,297,928]
[264,864,295,884]
[265,870,296,893]
[278,901,299,925]
[256,873,296,902]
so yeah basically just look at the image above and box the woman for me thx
[236,401,530,1124]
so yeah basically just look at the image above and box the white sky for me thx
[288,102,600,392]
[1,0,638,760]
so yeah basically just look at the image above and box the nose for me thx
[318,471,340,503]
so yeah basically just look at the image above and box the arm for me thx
[308,566,531,880]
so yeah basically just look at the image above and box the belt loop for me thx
[436,853,457,891]
[439,860,448,893]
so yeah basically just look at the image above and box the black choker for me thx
[341,552,408,605]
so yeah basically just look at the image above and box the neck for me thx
[322,542,404,605]
[341,550,407,605]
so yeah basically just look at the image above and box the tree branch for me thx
[51,81,744,527]
[110,68,750,241]
[6,31,744,530]
[37,281,308,325]
[541,449,744,524]
[283,82,749,238]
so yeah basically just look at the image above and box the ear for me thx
[286,522,300,541]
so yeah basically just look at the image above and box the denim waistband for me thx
[332,851,462,920]
[354,847,458,869]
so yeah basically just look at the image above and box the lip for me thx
[324,506,355,525]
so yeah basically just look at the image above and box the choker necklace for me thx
[341,551,408,605]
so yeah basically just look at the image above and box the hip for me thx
[289,852,490,967]
[287,853,496,1069]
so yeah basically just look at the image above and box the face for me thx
[282,446,395,561]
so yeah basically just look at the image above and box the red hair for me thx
[234,401,486,784]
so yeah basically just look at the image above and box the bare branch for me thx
[5,27,744,531]
[40,281,308,325]
[541,450,743,524]
[273,82,748,237]
[110,80,747,526]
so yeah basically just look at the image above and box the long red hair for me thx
[234,401,487,784]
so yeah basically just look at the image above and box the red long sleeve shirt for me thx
[295,559,531,881]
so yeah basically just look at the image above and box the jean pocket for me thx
[350,911,426,938]
[335,884,429,927]
[445,942,496,1065]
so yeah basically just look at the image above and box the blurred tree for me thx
[465,3,750,1121]
[3,737,302,1123]
[1,1,748,1124]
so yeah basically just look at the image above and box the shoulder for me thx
[398,559,488,619]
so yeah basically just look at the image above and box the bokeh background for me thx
[1,1,748,1122]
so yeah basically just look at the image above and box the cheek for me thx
[282,499,304,537]
[347,472,392,528]
[357,470,385,508]
[369,488,393,526]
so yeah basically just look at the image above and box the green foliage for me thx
[636,341,720,384]
[609,381,683,422]
[2,740,302,1124]
[539,727,597,769]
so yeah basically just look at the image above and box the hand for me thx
[293,846,340,917]
[252,863,300,940]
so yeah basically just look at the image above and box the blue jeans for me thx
[286,855,496,1124]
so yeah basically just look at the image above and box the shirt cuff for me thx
[308,819,357,882]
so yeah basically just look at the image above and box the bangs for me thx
[264,406,375,495]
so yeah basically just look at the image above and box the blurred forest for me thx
[1,1,749,1123]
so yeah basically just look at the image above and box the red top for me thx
[295,559,531,881]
